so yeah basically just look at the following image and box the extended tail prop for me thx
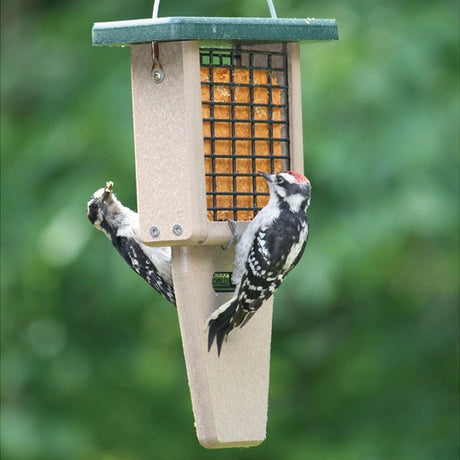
[207,299,239,356]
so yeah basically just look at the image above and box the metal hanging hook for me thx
[149,0,276,83]
[151,0,164,83]
[152,0,276,19]
[151,41,164,83]
[152,0,161,18]
[266,0,278,18]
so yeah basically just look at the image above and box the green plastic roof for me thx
[92,17,338,46]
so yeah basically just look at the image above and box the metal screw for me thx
[152,69,164,83]
[172,224,183,236]
[150,226,160,238]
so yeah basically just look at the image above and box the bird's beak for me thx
[104,181,113,194]
[258,172,274,183]
[103,181,114,201]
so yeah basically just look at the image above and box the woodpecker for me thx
[207,171,311,355]
[87,181,175,305]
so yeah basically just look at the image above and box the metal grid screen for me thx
[200,45,290,222]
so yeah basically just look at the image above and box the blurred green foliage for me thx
[1,0,458,459]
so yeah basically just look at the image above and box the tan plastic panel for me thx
[131,41,208,246]
[286,42,304,174]
[172,245,274,448]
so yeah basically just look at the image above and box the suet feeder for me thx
[92,0,337,449]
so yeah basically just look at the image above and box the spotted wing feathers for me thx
[115,236,176,305]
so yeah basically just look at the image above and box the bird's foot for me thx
[221,219,239,251]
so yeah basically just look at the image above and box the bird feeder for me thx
[92,1,337,449]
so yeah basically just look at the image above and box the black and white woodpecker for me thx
[207,171,311,355]
[87,181,175,305]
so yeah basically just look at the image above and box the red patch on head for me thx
[286,170,309,183]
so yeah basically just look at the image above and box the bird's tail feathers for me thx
[207,298,239,356]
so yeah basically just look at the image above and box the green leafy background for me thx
[2,1,458,459]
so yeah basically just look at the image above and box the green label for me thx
[212,272,236,292]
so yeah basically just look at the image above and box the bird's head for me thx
[260,170,311,212]
[87,181,117,230]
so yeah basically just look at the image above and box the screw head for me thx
[150,226,160,238]
[172,224,183,236]
[152,69,164,83]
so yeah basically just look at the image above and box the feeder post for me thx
[172,245,274,447]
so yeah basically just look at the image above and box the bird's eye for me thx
[276,175,285,185]
[89,201,101,212]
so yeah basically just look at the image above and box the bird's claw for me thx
[221,219,239,251]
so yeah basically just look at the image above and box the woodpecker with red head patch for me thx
[87,181,175,305]
[207,171,311,355]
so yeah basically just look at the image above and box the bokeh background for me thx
[2,0,458,459]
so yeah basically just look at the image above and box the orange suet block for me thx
[201,67,284,221]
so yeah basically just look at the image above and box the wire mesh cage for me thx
[200,45,290,222]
